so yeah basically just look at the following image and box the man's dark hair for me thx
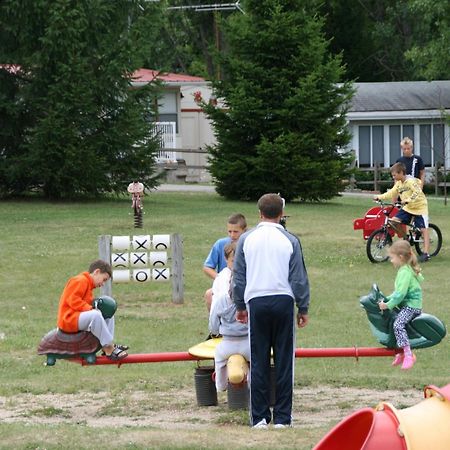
[257,193,284,219]
[88,259,112,277]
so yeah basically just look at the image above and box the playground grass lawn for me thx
[0,191,448,449]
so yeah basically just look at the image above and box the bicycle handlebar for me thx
[374,200,402,208]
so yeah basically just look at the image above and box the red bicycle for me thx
[354,201,442,263]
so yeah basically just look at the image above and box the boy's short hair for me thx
[391,162,406,175]
[401,137,413,147]
[224,241,236,260]
[258,193,284,219]
[88,259,112,277]
[228,213,247,230]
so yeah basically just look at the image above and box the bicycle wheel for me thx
[414,223,442,257]
[367,228,393,263]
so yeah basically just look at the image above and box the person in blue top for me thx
[203,213,247,311]
[378,240,423,370]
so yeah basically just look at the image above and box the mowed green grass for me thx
[0,191,448,449]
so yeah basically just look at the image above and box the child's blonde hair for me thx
[224,241,236,260]
[400,137,413,147]
[389,240,421,275]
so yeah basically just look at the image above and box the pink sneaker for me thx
[401,353,416,370]
[392,353,404,366]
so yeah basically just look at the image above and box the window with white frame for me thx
[389,125,414,163]
[357,123,446,168]
[157,91,178,133]
[419,124,445,166]
[358,125,384,167]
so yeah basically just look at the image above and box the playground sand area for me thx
[0,384,418,430]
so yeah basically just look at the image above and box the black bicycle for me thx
[366,201,442,263]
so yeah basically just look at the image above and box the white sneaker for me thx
[274,423,292,429]
[252,419,268,429]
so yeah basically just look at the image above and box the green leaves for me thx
[205,1,353,201]
[0,0,162,198]
[321,0,450,82]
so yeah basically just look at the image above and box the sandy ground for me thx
[0,385,420,429]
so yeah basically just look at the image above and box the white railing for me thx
[154,122,177,162]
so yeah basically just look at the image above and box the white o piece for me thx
[130,252,148,267]
[152,234,170,250]
[113,269,130,283]
[112,235,131,251]
[133,268,151,283]
[111,252,129,268]
[152,267,170,282]
[132,235,151,251]
[149,251,168,267]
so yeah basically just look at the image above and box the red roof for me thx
[1,65,206,84]
[132,68,206,84]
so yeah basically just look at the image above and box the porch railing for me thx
[153,121,177,162]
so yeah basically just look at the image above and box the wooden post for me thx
[434,161,439,196]
[171,233,184,304]
[435,162,439,197]
[98,235,112,297]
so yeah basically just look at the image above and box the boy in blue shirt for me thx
[203,213,247,311]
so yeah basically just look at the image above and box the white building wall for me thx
[179,84,216,170]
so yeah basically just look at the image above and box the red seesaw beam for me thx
[71,347,396,367]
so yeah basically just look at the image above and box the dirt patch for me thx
[0,385,420,429]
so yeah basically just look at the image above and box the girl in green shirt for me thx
[378,240,423,370]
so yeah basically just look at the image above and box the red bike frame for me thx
[353,203,406,239]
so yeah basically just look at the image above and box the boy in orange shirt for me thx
[57,259,128,360]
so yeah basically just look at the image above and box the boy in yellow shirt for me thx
[374,162,430,262]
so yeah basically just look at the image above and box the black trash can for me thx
[227,382,249,410]
[194,366,218,406]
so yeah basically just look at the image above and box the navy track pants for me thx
[248,295,295,426]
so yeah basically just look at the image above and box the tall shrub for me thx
[202,0,354,201]
[0,0,162,198]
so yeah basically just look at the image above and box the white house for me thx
[131,69,215,182]
[347,81,450,174]
[133,70,450,182]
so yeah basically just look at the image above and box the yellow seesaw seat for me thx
[188,337,222,359]
[227,354,249,385]
[188,338,249,385]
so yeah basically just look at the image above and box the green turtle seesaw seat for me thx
[360,284,446,349]
[37,296,117,366]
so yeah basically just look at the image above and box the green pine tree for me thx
[0,0,162,199]
[202,0,354,201]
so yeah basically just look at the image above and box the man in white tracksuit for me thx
[233,193,310,428]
